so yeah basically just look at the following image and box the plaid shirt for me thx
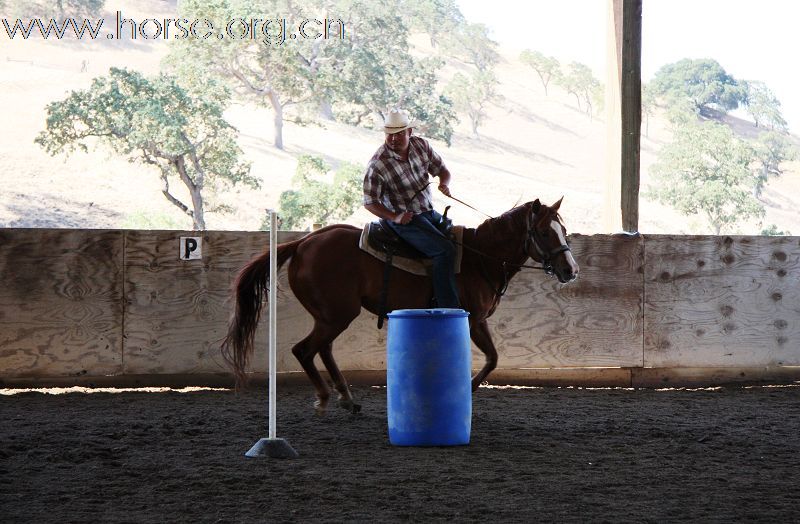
[363,136,446,214]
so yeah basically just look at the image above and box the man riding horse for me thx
[222,110,579,413]
[363,109,460,309]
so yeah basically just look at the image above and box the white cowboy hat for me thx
[383,109,413,134]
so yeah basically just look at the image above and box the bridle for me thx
[470,210,572,298]
[525,219,572,276]
[405,191,574,297]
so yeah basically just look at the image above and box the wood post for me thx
[606,0,642,232]
[620,0,642,232]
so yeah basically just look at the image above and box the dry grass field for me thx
[1,0,798,235]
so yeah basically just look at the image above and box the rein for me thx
[412,181,494,219]
[414,197,572,297]
[445,193,570,274]
[464,227,571,298]
[403,185,572,297]
[445,193,493,219]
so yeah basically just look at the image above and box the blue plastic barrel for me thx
[386,308,472,446]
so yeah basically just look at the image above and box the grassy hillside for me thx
[1,0,797,234]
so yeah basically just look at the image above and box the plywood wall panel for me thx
[5,229,798,384]
[0,229,123,377]
[488,234,644,368]
[123,230,304,374]
[644,235,800,367]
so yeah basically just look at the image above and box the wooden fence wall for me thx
[1,229,798,387]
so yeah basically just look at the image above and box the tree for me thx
[555,62,602,119]
[322,2,456,144]
[441,22,499,72]
[399,0,463,48]
[328,43,456,144]
[752,130,798,197]
[663,96,698,126]
[405,91,456,146]
[12,0,104,18]
[641,83,657,137]
[519,50,559,96]
[445,70,497,137]
[744,81,788,131]
[646,120,764,234]
[590,82,605,117]
[55,0,103,18]
[35,67,257,230]
[165,0,319,150]
[649,58,746,117]
[167,0,456,149]
[761,224,791,236]
[266,155,362,230]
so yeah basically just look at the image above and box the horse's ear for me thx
[531,199,541,214]
[551,196,564,212]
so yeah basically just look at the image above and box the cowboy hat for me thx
[383,109,414,134]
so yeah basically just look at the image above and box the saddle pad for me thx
[358,224,464,276]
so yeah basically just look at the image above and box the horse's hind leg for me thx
[292,320,354,414]
[470,320,499,391]
[291,332,331,415]
[319,343,360,414]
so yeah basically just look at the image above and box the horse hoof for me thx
[338,399,362,414]
[314,399,328,415]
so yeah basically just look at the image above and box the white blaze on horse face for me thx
[550,220,579,275]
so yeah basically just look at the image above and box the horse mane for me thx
[465,203,528,258]
[467,200,564,255]
[473,200,559,235]
[475,203,524,234]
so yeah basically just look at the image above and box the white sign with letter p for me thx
[180,236,202,260]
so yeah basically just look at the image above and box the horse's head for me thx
[525,197,579,284]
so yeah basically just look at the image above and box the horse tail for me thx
[221,238,303,390]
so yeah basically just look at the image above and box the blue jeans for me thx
[386,210,460,308]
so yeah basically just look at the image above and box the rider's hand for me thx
[393,211,414,225]
[438,183,451,197]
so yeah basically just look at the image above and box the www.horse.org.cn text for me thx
[2,11,347,46]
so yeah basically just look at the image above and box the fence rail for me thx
[1,229,798,387]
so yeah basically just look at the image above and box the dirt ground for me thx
[2,383,800,523]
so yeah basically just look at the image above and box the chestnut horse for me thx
[222,198,579,413]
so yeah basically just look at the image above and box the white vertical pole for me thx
[245,209,297,458]
[268,210,278,440]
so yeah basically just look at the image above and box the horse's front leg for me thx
[469,319,499,391]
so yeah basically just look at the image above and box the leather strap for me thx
[377,248,393,329]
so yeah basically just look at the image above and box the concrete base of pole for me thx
[245,437,299,459]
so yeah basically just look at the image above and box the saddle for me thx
[366,220,433,260]
[358,208,462,329]
[359,215,463,276]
